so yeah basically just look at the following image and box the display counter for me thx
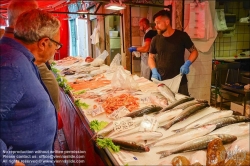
[55,57,249,165]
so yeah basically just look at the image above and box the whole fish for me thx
[155,108,183,126]
[148,124,216,147]
[157,134,237,158]
[157,83,176,103]
[124,105,162,118]
[159,97,195,113]
[173,110,233,132]
[112,139,150,152]
[202,115,250,130]
[149,92,168,107]
[172,99,207,110]
[162,103,210,130]
[209,122,250,137]
[114,131,163,142]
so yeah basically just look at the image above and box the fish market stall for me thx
[53,55,250,166]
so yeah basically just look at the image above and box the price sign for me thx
[140,97,151,104]
[91,105,105,117]
[108,106,130,120]
[113,117,135,132]
[139,115,159,132]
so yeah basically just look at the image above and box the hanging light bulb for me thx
[105,0,126,10]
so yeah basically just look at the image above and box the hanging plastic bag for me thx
[110,53,122,69]
[91,50,109,67]
[152,74,182,93]
[111,66,139,91]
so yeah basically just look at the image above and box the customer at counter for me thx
[4,0,60,112]
[128,18,157,80]
[0,9,60,166]
[149,9,198,96]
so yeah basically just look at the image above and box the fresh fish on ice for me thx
[124,105,162,118]
[202,115,250,130]
[155,108,183,126]
[157,134,237,158]
[112,139,150,152]
[160,97,194,113]
[209,122,250,137]
[157,83,176,103]
[114,131,163,142]
[162,103,209,130]
[149,92,168,107]
[148,124,216,147]
[172,98,208,110]
[174,110,233,132]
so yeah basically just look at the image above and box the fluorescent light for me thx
[105,3,126,10]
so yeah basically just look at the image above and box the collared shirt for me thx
[0,37,57,166]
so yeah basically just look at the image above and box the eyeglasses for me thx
[48,37,63,50]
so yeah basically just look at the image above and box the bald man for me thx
[128,18,157,80]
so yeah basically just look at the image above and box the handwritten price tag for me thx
[91,105,105,117]
[139,115,159,132]
[107,106,130,120]
[113,117,135,132]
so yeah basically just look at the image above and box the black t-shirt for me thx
[149,30,194,84]
[144,29,157,42]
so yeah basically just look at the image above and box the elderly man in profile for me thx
[4,0,60,112]
[0,9,61,166]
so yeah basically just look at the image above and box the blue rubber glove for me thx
[128,47,137,52]
[151,68,161,81]
[180,60,192,75]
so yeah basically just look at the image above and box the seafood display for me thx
[53,57,250,166]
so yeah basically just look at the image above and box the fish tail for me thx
[161,123,171,130]
[157,150,172,158]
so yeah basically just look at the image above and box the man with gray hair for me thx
[4,0,60,112]
[0,9,61,166]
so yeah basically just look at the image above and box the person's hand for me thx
[151,68,161,81]
[128,47,137,52]
[180,60,192,75]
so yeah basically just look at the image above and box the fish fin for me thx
[172,127,185,133]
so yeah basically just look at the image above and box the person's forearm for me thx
[148,54,156,69]
[187,49,198,63]
[136,45,149,53]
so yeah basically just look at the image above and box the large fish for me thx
[162,103,210,130]
[114,131,163,142]
[172,99,208,110]
[149,92,168,107]
[112,139,150,152]
[209,122,250,137]
[159,97,195,113]
[148,124,216,147]
[173,110,233,132]
[157,83,176,103]
[157,134,237,158]
[124,105,162,118]
[155,108,183,126]
[202,115,250,130]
